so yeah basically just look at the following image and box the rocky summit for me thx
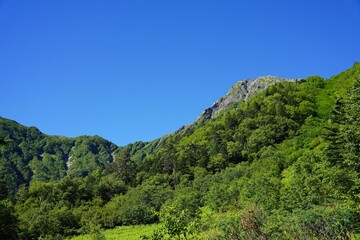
[195,76,300,124]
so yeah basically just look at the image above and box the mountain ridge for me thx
[0,74,302,184]
[194,76,300,124]
[126,75,300,162]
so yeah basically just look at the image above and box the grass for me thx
[70,224,159,240]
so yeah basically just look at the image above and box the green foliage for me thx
[204,207,267,240]
[0,200,18,239]
[68,136,117,177]
[264,205,357,239]
[2,63,360,239]
[105,151,137,186]
[0,118,118,197]
[71,224,159,240]
[159,206,198,239]
[143,205,199,240]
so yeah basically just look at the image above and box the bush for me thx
[264,205,357,239]
[208,208,267,240]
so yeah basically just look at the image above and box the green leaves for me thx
[2,63,360,239]
[0,200,18,240]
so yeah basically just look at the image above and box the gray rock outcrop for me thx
[195,76,299,124]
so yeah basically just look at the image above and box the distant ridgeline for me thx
[0,75,297,194]
[1,62,360,239]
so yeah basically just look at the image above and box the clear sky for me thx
[1,0,360,146]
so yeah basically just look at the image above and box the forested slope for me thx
[0,119,117,197]
[1,63,360,239]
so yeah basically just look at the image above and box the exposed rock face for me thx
[195,76,299,124]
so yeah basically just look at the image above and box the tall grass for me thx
[70,224,159,240]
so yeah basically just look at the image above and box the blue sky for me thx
[1,0,360,146]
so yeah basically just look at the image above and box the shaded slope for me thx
[0,118,118,195]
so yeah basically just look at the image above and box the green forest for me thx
[1,63,360,239]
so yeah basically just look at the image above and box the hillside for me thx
[0,119,118,196]
[0,74,293,190]
[1,63,360,239]
[121,75,298,163]
[195,76,299,124]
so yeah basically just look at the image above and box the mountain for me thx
[1,63,360,239]
[0,75,297,194]
[0,118,118,195]
[0,73,343,191]
[124,76,299,163]
[195,76,299,124]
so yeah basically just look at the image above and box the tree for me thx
[0,200,18,239]
[342,77,360,172]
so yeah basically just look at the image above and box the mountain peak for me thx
[195,76,300,124]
